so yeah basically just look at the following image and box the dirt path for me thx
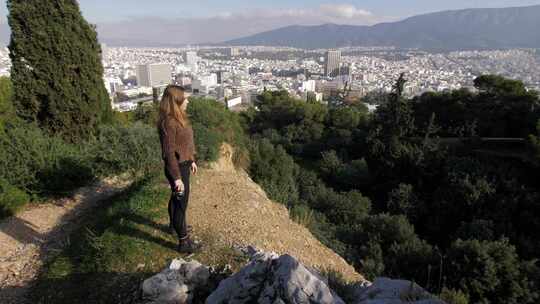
[0,176,132,304]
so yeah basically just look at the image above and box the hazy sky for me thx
[1,0,540,45]
[2,0,540,22]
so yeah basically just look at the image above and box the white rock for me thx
[142,259,210,304]
[168,258,187,271]
[141,270,189,304]
[142,251,444,304]
[352,278,445,304]
[179,260,211,286]
[206,252,344,304]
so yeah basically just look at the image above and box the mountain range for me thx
[224,5,540,50]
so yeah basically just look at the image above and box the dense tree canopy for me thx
[413,75,539,138]
[7,0,111,141]
[245,74,540,303]
[529,120,540,164]
[0,77,15,132]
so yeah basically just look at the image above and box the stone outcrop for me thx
[141,248,445,304]
[141,259,214,304]
[352,278,446,304]
[207,250,345,304]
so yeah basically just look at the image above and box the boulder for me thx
[352,278,446,304]
[206,251,345,304]
[141,250,445,304]
[141,259,211,304]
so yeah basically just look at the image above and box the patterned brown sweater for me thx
[158,117,196,181]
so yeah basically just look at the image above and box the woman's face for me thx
[180,93,190,111]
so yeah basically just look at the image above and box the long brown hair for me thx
[157,85,190,130]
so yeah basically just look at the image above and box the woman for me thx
[157,85,201,253]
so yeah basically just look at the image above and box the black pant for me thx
[165,161,192,240]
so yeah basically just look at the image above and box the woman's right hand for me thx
[174,179,184,193]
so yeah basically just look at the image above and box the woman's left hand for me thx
[191,162,198,175]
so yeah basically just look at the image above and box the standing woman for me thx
[157,85,201,253]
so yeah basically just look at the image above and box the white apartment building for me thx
[136,63,171,87]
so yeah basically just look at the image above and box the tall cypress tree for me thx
[7,0,111,141]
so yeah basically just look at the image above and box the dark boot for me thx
[178,237,202,254]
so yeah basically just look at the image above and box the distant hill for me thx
[225,5,540,50]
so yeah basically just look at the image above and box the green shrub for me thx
[248,138,299,205]
[338,158,370,186]
[2,78,95,196]
[188,97,249,167]
[446,238,537,304]
[529,120,540,165]
[320,150,343,175]
[440,288,469,304]
[0,122,49,190]
[318,151,370,190]
[321,269,357,302]
[0,178,30,218]
[290,204,315,227]
[296,175,371,224]
[0,121,92,194]
[455,220,495,241]
[0,76,14,132]
[88,123,162,177]
[357,240,385,280]
[134,102,158,126]
[387,183,423,220]
[0,119,166,213]
[38,155,94,194]
[112,111,135,127]
[307,210,348,257]
[343,214,437,284]
[192,123,222,162]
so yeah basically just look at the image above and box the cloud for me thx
[216,4,375,21]
[318,4,372,18]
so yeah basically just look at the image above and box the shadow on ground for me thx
[0,178,173,304]
[2,271,152,304]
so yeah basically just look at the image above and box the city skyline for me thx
[2,1,540,46]
[93,45,540,112]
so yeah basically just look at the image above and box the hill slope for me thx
[188,148,362,282]
[14,145,362,303]
[225,5,540,49]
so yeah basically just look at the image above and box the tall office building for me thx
[324,50,341,77]
[192,74,218,94]
[136,63,171,88]
[225,47,240,57]
[184,51,199,65]
[301,80,316,93]
[339,63,352,82]
[100,43,108,59]
[216,70,230,84]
